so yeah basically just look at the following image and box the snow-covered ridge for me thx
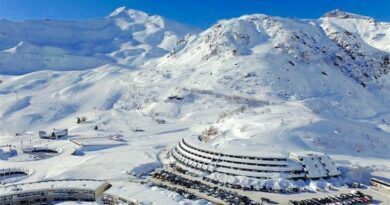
[0,7,198,75]
[323,10,373,20]
[161,12,389,89]
[0,9,389,192]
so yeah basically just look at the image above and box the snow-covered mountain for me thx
[158,10,389,88]
[146,10,390,157]
[321,10,389,87]
[0,7,198,74]
[322,10,390,52]
[0,8,389,189]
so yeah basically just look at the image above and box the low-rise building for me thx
[370,176,390,192]
[0,146,17,160]
[39,129,68,139]
[0,179,110,205]
[0,168,31,184]
[289,152,341,179]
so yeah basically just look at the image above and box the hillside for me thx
[0,7,198,74]
[0,8,389,196]
[146,11,390,158]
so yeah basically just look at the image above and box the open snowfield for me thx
[0,8,389,204]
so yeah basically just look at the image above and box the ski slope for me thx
[0,8,389,204]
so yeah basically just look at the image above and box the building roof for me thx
[104,182,180,204]
[184,136,285,158]
[371,176,390,186]
[0,179,107,197]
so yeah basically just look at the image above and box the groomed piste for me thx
[170,137,340,180]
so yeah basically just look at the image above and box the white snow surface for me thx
[0,8,389,204]
[0,7,198,75]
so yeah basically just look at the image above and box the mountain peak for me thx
[107,7,149,19]
[323,9,371,20]
[109,6,127,17]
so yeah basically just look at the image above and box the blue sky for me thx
[0,0,389,28]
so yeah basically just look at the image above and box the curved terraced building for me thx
[170,137,340,180]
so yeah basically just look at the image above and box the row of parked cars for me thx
[289,191,373,205]
[203,176,300,193]
[154,183,199,200]
[173,165,300,194]
[152,170,258,205]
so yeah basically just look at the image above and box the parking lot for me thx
[152,167,390,204]
[289,191,373,205]
[152,170,258,205]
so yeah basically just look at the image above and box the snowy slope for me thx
[321,10,390,52]
[320,10,389,88]
[0,8,388,159]
[0,7,198,75]
[158,11,389,88]
[0,8,389,203]
[149,11,390,158]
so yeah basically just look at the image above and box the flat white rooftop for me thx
[0,179,107,196]
[104,182,182,204]
[184,136,285,158]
